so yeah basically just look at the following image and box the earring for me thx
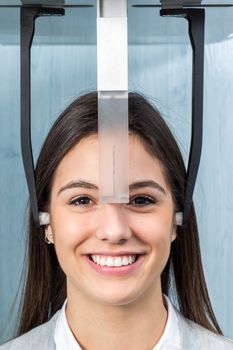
[45,233,54,244]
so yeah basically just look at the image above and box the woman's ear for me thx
[171,211,182,242]
[44,225,54,244]
[171,228,177,242]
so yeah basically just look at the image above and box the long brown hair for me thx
[18,91,222,336]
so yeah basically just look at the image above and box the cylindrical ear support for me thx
[39,211,183,226]
[39,212,50,226]
[175,212,183,226]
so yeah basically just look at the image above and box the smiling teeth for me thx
[91,255,137,267]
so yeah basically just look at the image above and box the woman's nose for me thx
[95,204,132,243]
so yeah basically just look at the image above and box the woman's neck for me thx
[66,283,168,350]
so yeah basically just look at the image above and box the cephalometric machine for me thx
[19,0,205,228]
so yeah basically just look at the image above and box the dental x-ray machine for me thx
[20,0,205,228]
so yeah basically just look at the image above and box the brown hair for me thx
[18,91,222,335]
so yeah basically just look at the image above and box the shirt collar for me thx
[54,299,82,350]
[154,294,180,350]
[54,294,180,350]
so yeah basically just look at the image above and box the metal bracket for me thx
[160,0,202,9]
[160,8,205,226]
[20,6,65,228]
[21,0,64,5]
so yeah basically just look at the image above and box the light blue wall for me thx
[1,2,233,343]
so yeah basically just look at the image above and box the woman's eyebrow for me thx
[57,180,98,196]
[129,180,166,195]
[57,179,166,196]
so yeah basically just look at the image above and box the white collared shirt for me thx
[54,294,180,350]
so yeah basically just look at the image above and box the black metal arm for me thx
[20,6,65,228]
[160,8,205,226]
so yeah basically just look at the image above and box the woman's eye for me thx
[69,196,93,207]
[130,195,156,206]
[68,195,155,208]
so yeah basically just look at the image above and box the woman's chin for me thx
[89,286,142,307]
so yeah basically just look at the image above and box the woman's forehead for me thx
[51,134,169,192]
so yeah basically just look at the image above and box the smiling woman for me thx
[1,92,233,350]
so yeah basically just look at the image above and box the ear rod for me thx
[160,8,205,226]
[20,6,65,229]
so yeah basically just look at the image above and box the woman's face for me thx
[47,134,177,306]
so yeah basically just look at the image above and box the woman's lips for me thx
[83,254,145,276]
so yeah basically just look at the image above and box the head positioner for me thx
[20,1,205,229]
[97,0,129,204]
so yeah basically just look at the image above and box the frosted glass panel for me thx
[128,5,233,339]
[1,1,233,344]
[0,6,97,343]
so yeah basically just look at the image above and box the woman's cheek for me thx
[52,216,88,253]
